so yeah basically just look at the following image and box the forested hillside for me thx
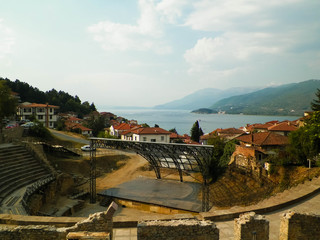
[2,78,96,117]
[209,79,320,116]
[154,87,258,110]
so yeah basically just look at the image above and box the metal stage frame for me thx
[89,138,214,212]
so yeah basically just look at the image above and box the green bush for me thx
[28,122,52,140]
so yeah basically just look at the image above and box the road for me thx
[49,129,89,145]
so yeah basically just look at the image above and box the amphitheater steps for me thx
[0,144,51,204]
[0,169,49,199]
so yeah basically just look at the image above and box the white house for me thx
[17,102,59,128]
[109,123,137,137]
[121,127,171,143]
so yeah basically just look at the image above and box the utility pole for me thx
[45,103,49,128]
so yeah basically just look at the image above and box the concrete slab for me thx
[99,177,202,212]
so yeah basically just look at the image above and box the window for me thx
[38,115,43,120]
[151,139,156,142]
[161,136,164,141]
[49,115,52,120]
[143,137,147,141]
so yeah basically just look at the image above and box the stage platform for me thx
[98,177,202,212]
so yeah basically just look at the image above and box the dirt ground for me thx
[96,152,151,191]
[95,150,199,192]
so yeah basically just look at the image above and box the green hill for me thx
[154,87,258,110]
[1,78,96,117]
[210,79,320,116]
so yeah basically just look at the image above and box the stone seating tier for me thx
[0,161,41,181]
[0,169,49,199]
[0,157,36,172]
[0,144,51,204]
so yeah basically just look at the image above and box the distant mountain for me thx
[154,87,259,110]
[210,79,320,116]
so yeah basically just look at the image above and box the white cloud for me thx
[88,0,172,54]
[183,0,320,78]
[156,0,190,24]
[185,0,303,31]
[0,19,15,59]
[184,31,283,74]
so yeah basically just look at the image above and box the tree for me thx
[141,123,150,128]
[205,134,226,182]
[3,78,97,117]
[86,115,106,137]
[220,139,238,166]
[169,128,178,134]
[311,88,320,111]
[287,111,320,164]
[190,120,203,142]
[0,81,18,137]
[28,121,52,140]
[90,103,97,112]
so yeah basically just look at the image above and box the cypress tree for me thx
[311,88,320,111]
[190,120,203,142]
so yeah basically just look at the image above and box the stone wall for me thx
[0,225,67,240]
[279,211,320,240]
[1,210,320,239]
[137,219,219,240]
[234,212,269,240]
[1,127,23,144]
[0,202,118,240]
[67,202,117,234]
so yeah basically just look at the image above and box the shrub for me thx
[28,122,52,140]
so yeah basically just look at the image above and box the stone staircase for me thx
[0,143,52,207]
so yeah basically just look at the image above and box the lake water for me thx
[104,109,299,135]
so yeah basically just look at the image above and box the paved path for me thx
[113,176,320,240]
[216,189,320,240]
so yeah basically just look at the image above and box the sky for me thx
[0,0,320,109]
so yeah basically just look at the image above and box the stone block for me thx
[279,211,320,240]
[137,219,219,240]
[234,212,269,240]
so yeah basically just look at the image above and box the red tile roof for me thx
[268,122,298,132]
[73,124,92,131]
[20,103,59,108]
[266,120,279,125]
[184,139,201,145]
[236,132,288,146]
[66,122,92,131]
[67,117,82,122]
[114,123,133,131]
[170,133,187,139]
[252,123,274,130]
[130,127,171,135]
[216,128,245,134]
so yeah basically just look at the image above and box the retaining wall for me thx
[137,219,219,240]
[234,212,269,240]
[279,211,320,240]
[0,202,117,240]
[1,210,320,239]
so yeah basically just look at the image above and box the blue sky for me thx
[0,0,319,109]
